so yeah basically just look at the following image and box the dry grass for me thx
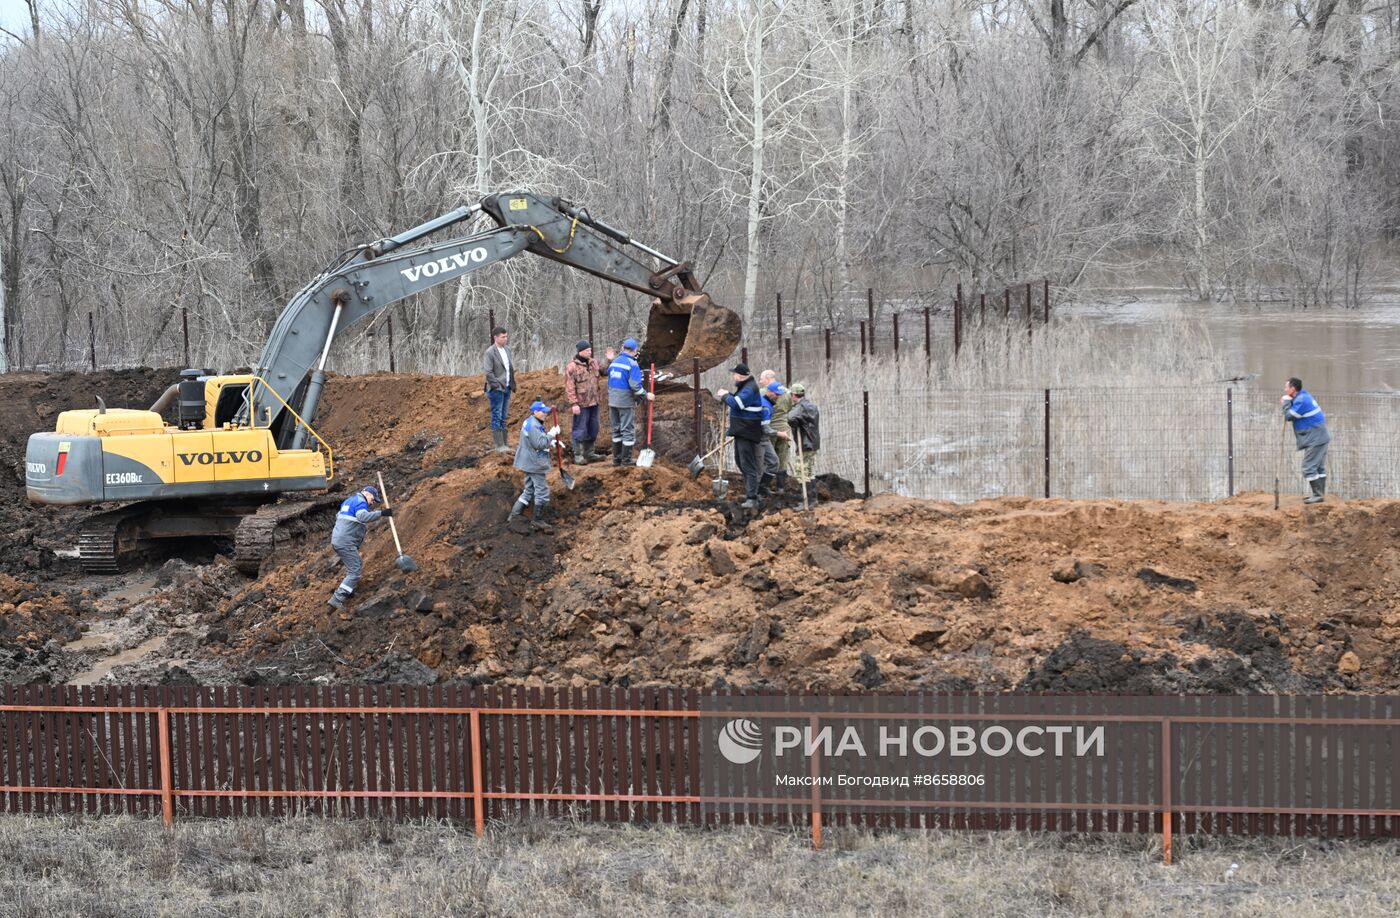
[0,815,1397,917]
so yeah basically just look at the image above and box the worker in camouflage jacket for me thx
[564,339,602,464]
[328,484,392,608]
[508,401,560,531]
[1282,377,1331,504]
[786,382,820,493]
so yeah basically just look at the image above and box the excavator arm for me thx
[243,192,739,448]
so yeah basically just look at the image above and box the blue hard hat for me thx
[766,381,784,395]
[362,484,381,501]
[623,338,639,350]
[529,400,549,413]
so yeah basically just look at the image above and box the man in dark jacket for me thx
[508,401,559,531]
[564,339,602,464]
[483,326,516,454]
[1282,377,1331,504]
[786,382,820,494]
[328,484,392,608]
[715,362,765,508]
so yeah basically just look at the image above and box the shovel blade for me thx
[561,469,577,491]
[687,456,705,478]
[395,554,419,573]
[637,448,656,469]
[712,477,729,499]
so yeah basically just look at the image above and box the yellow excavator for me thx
[25,192,740,573]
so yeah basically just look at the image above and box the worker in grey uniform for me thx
[328,484,392,608]
[508,400,559,531]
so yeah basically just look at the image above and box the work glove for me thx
[381,507,394,518]
[645,392,655,401]
[716,389,729,399]
[571,404,581,416]
[547,425,560,438]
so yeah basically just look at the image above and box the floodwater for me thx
[1059,293,1400,395]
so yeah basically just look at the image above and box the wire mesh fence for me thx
[795,385,1400,503]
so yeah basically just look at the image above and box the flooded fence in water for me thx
[812,385,1400,503]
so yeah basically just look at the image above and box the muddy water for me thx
[1059,294,1400,394]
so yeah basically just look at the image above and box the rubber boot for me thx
[612,440,623,467]
[530,503,554,532]
[619,445,635,467]
[573,442,588,465]
[506,500,527,524]
[1304,478,1324,504]
[584,440,601,463]
[493,429,511,454]
[776,471,788,493]
[759,474,776,497]
[328,586,352,609]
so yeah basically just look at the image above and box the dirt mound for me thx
[4,367,1399,694]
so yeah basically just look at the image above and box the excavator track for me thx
[77,507,143,574]
[233,495,343,575]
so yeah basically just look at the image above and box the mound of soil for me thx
[4,367,1400,694]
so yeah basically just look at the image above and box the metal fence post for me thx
[181,306,190,367]
[387,313,396,373]
[862,390,871,498]
[693,358,702,455]
[784,337,792,383]
[923,307,931,360]
[809,714,823,849]
[1043,279,1050,324]
[1226,388,1235,497]
[488,309,496,336]
[776,292,783,348]
[1004,287,1010,319]
[859,321,866,359]
[980,292,986,324]
[1044,389,1051,499]
[587,302,594,349]
[824,328,832,370]
[892,314,900,359]
[1162,718,1173,866]
[158,707,174,827]
[741,346,748,367]
[953,298,961,356]
[470,709,485,837]
[866,288,876,355]
[88,312,96,371]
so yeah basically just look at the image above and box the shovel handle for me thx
[647,363,655,446]
[376,471,407,555]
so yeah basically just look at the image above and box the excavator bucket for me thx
[639,291,742,376]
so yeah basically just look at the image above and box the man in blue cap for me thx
[1282,377,1331,504]
[606,337,653,466]
[508,400,559,531]
[328,483,392,608]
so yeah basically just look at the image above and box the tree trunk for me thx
[741,7,766,323]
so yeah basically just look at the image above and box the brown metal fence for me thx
[2,686,1399,865]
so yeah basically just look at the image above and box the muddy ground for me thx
[1,368,1397,692]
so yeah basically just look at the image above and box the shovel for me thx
[549,406,577,490]
[793,431,810,511]
[688,437,733,478]
[637,363,657,468]
[376,472,419,573]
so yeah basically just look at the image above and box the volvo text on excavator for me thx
[24,192,741,573]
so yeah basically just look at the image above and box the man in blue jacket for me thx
[328,484,392,608]
[508,400,559,531]
[607,338,653,466]
[1282,377,1331,504]
[715,362,765,508]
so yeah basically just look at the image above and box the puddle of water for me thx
[70,633,171,686]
